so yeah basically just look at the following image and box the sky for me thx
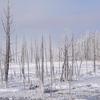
[0,0,100,43]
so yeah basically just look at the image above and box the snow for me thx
[0,88,18,92]
[0,61,100,100]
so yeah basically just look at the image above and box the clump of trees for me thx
[0,0,100,94]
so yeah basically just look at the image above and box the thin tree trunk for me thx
[49,35,53,97]
[1,0,12,86]
[93,33,96,73]
[41,35,44,84]
[59,48,61,74]
[26,49,30,83]
[45,47,48,75]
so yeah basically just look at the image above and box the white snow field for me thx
[0,61,100,100]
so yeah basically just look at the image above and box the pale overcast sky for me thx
[0,0,100,42]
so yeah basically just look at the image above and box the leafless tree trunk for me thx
[1,0,12,85]
[58,48,61,74]
[15,34,18,63]
[41,36,44,84]
[84,36,89,73]
[30,40,33,63]
[34,41,40,78]
[26,49,30,83]
[0,59,3,83]
[18,57,22,79]
[75,54,83,80]
[93,33,96,73]
[45,46,48,75]
[0,44,4,83]
[49,35,54,97]
[60,36,70,81]
[71,34,74,80]
[21,41,26,88]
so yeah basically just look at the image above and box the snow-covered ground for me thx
[0,61,100,100]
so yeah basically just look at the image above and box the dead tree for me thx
[34,41,40,78]
[71,34,74,80]
[21,40,27,88]
[0,42,4,82]
[58,47,61,74]
[41,35,44,84]
[30,40,33,63]
[0,58,3,83]
[74,42,83,80]
[60,36,69,81]
[49,35,55,97]
[96,36,100,60]
[45,46,48,75]
[15,34,18,63]
[84,35,90,73]
[49,36,54,76]
[26,49,30,83]
[92,33,96,73]
[1,0,12,85]
[21,44,25,79]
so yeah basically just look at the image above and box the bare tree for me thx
[15,34,18,63]
[34,41,40,78]
[71,34,74,80]
[0,58,3,83]
[92,33,96,73]
[84,35,90,73]
[45,45,48,75]
[30,40,33,63]
[26,49,30,83]
[60,36,70,81]
[0,42,4,83]
[21,40,27,88]
[58,47,61,74]
[41,35,44,84]
[74,41,83,80]
[1,0,12,85]
[49,35,55,97]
